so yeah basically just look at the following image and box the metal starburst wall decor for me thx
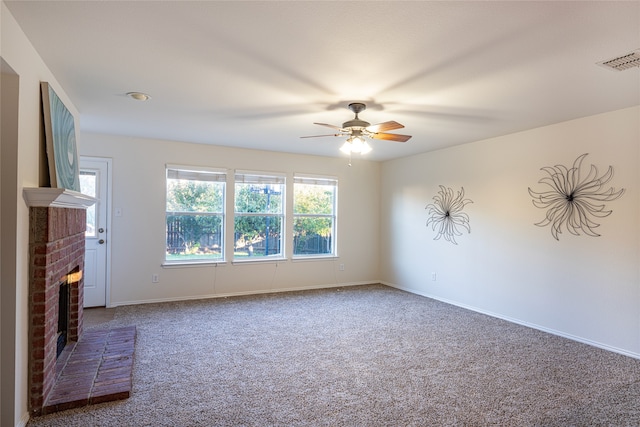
[528,153,625,240]
[425,186,473,245]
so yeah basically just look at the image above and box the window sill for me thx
[232,257,287,265]
[162,260,227,268]
[292,255,338,262]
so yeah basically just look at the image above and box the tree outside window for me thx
[234,172,285,259]
[166,167,225,262]
[293,176,337,257]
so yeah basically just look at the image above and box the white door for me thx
[80,157,111,307]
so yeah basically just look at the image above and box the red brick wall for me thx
[29,207,86,414]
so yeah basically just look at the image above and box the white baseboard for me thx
[108,281,377,308]
[382,281,640,361]
[17,412,29,427]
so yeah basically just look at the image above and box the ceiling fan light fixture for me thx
[301,102,410,156]
[339,141,353,154]
[351,136,371,154]
[341,136,372,155]
[360,141,372,154]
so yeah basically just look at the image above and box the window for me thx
[166,167,225,263]
[293,175,337,257]
[234,172,285,260]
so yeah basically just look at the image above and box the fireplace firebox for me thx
[57,277,71,358]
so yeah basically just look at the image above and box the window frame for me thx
[233,170,286,262]
[165,165,227,265]
[292,174,337,259]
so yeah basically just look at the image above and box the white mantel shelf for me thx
[23,187,96,209]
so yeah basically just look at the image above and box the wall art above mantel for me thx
[41,82,81,192]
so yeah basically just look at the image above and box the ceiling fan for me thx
[301,103,412,154]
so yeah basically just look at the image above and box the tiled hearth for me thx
[43,326,136,414]
[25,188,135,416]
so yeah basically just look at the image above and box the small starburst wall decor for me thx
[425,185,473,245]
[528,153,625,241]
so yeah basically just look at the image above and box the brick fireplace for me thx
[25,188,94,415]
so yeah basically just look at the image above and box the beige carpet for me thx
[27,284,640,426]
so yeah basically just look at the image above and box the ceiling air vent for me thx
[597,50,640,71]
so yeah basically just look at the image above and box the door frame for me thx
[80,156,113,307]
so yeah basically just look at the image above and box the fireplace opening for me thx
[57,279,70,358]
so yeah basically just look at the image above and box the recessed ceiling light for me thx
[126,92,151,101]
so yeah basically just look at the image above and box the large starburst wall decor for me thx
[528,153,625,240]
[425,186,473,245]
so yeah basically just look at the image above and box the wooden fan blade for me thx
[300,134,340,139]
[371,132,412,143]
[366,120,404,132]
[314,122,343,131]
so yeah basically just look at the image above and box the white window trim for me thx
[165,165,227,265]
[233,170,286,261]
[162,260,228,268]
[167,164,228,174]
[292,174,338,259]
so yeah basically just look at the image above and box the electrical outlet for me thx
[339,263,345,271]
[152,274,159,283]
[431,272,437,281]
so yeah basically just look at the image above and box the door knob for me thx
[98,239,105,244]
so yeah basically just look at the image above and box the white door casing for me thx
[80,157,111,307]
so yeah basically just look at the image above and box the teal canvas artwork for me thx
[41,82,80,192]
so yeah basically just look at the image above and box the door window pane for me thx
[80,170,97,237]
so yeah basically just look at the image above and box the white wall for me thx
[1,2,81,425]
[1,58,20,427]
[80,134,380,306]
[381,106,640,357]
[3,1,638,422]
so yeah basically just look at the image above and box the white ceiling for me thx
[5,1,640,161]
